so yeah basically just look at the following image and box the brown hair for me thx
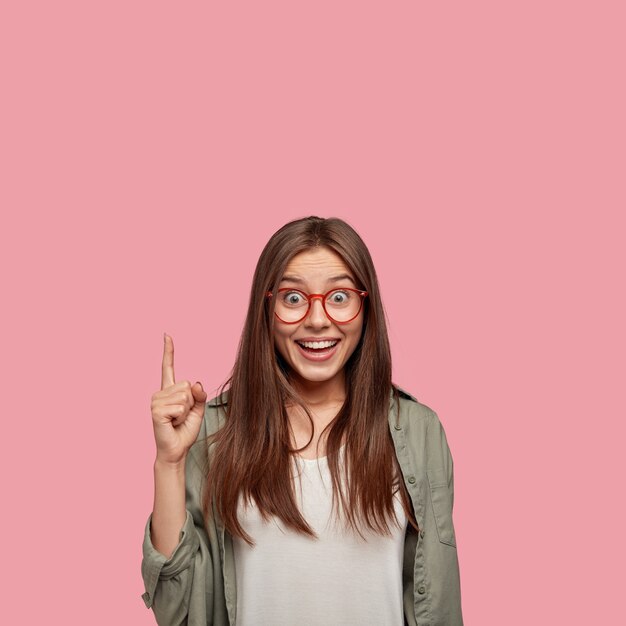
[202,216,418,545]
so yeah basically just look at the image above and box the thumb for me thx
[191,381,207,405]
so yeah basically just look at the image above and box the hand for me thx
[150,333,207,465]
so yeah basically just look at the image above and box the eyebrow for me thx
[280,274,356,286]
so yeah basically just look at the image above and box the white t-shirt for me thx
[232,445,408,625]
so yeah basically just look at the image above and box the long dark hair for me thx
[202,216,418,545]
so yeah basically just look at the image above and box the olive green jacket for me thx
[141,387,464,625]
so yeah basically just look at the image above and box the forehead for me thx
[281,246,355,283]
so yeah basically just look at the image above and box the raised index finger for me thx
[161,333,176,390]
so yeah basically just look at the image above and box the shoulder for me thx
[391,385,454,471]
[392,384,439,427]
[204,388,229,434]
[186,389,229,470]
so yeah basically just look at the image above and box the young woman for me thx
[141,216,463,626]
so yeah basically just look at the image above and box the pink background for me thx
[2,1,624,624]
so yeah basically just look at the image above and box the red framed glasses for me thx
[266,287,368,324]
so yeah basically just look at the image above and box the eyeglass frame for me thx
[265,287,369,325]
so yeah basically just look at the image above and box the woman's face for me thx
[272,246,365,390]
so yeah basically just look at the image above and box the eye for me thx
[328,290,351,305]
[281,290,307,306]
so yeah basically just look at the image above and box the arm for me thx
[151,459,187,559]
[141,444,213,626]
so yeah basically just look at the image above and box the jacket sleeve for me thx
[425,409,464,626]
[427,410,455,508]
[140,442,214,626]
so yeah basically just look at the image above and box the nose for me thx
[304,295,330,327]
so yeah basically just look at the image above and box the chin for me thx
[291,365,341,384]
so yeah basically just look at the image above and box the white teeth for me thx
[297,340,338,349]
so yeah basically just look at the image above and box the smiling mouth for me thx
[295,339,340,352]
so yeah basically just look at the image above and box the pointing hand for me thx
[150,334,207,465]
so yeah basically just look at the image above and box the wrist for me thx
[154,455,187,472]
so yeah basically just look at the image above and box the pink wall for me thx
[2,1,624,624]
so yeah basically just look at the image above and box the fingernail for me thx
[196,381,203,390]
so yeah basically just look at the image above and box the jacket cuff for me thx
[141,509,200,608]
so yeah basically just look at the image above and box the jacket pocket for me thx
[427,467,457,547]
